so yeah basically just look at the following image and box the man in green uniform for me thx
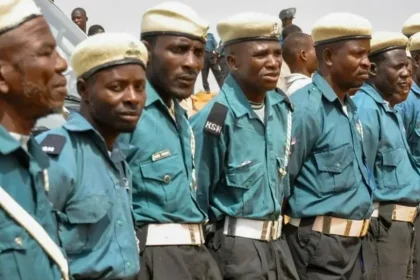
[353,32,416,280]
[400,14,420,280]
[284,12,374,280]
[37,32,148,280]
[0,0,69,279]
[117,2,221,279]
[191,12,299,280]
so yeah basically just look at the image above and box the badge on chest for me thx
[152,149,171,162]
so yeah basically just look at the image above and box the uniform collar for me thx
[63,111,96,132]
[411,82,420,96]
[145,81,162,107]
[222,74,283,118]
[359,83,394,112]
[312,72,357,111]
[145,81,188,118]
[0,125,21,155]
[0,125,49,169]
[63,112,125,161]
[312,72,338,103]
[359,83,386,104]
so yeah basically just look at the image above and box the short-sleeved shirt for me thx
[397,82,420,164]
[190,74,292,221]
[287,72,374,220]
[0,125,64,280]
[353,83,420,203]
[118,82,207,225]
[36,113,140,279]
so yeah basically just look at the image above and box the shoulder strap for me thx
[203,102,228,136]
[0,187,69,280]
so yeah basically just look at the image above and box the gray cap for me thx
[279,8,296,20]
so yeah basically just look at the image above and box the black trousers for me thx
[414,217,420,280]
[202,51,223,92]
[136,226,222,280]
[206,226,299,280]
[364,218,414,280]
[284,222,366,280]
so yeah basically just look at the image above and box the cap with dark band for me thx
[369,31,408,57]
[408,32,420,53]
[0,0,42,35]
[141,1,209,43]
[312,12,372,47]
[403,13,420,37]
[217,12,281,47]
[71,32,148,80]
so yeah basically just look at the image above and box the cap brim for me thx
[80,58,146,80]
[141,31,206,43]
[224,36,280,47]
[369,46,407,57]
[314,35,371,47]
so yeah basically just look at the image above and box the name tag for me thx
[152,150,171,162]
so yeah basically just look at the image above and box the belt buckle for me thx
[360,219,370,237]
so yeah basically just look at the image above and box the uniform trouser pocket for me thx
[284,222,363,280]
[206,226,299,280]
[367,218,414,280]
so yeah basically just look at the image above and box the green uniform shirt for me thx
[118,82,207,225]
[36,113,140,279]
[354,83,420,204]
[287,72,374,220]
[0,125,64,280]
[190,74,292,221]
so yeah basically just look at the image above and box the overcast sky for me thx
[54,0,418,92]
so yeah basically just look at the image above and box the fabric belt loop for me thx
[344,220,353,236]
[322,216,332,234]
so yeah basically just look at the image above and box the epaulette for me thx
[40,134,66,156]
[275,87,294,112]
[204,102,228,136]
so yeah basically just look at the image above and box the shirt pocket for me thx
[139,154,184,210]
[224,161,264,216]
[380,149,404,189]
[60,193,113,255]
[0,223,30,279]
[314,144,356,194]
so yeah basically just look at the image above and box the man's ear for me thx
[77,78,89,103]
[0,61,10,95]
[323,47,333,67]
[369,62,378,77]
[227,54,237,71]
[300,49,307,62]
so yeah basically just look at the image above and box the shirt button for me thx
[117,219,124,226]
[336,163,341,167]
[126,261,132,268]
[163,175,171,184]
[15,237,23,247]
